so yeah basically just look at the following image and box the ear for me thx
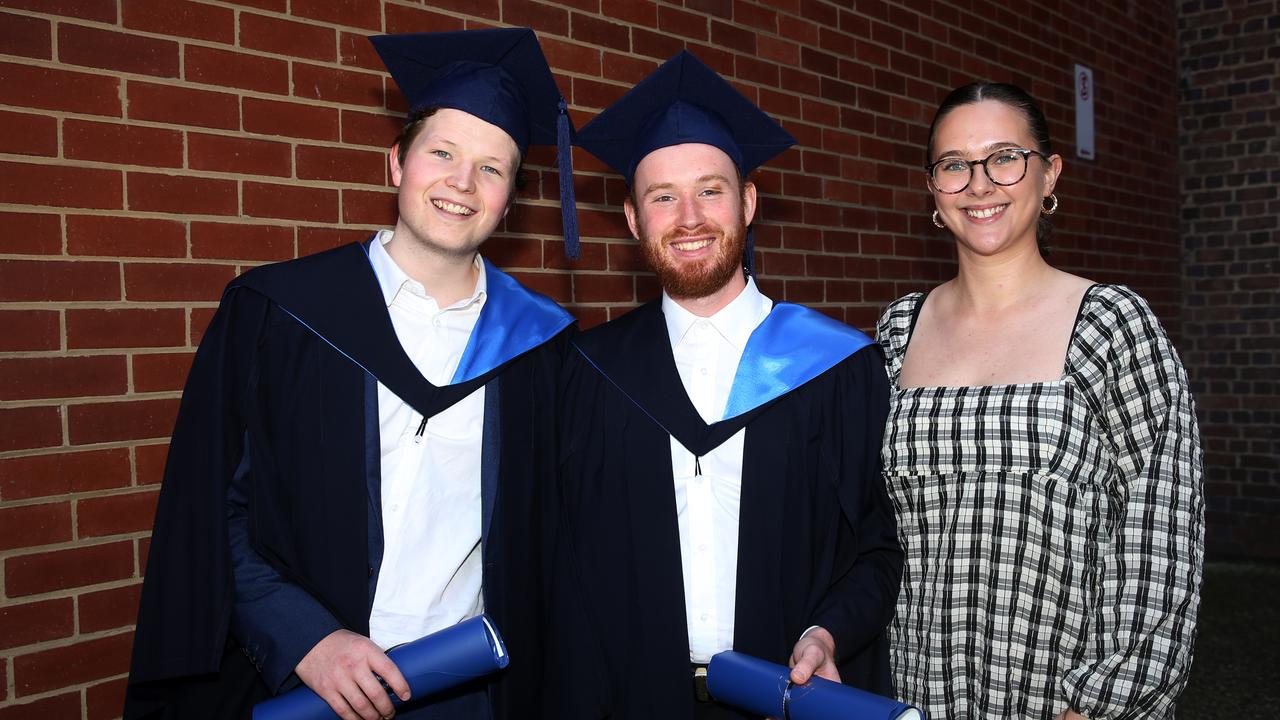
[622,194,641,241]
[1042,153,1063,197]
[389,143,404,188]
[740,180,758,227]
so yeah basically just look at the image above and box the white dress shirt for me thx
[366,230,488,650]
[662,277,772,663]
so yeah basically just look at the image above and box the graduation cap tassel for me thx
[557,98,580,260]
[742,225,755,277]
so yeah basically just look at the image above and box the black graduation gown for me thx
[124,242,572,719]
[548,300,902,719]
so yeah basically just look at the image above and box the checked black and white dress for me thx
[877,284,1204,720]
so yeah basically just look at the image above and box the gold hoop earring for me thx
[932,209,946,229]
[1042,194,1058,216]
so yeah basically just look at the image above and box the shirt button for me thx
[698,544,708,552]
[694,476,704,484]
[700,613,709,622]
[390,503,400,512]
[699,367,708,376]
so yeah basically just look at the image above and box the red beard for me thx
[638,218,748,300]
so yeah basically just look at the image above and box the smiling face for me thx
[625,143,757,301]
[389,107,520,259]
[928,100,1061,259]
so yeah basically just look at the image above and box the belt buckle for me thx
[693,665,711,703]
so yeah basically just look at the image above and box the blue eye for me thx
[481,165,502,176]
[991,150,1022,166]
[431,149,451,160]
[938,158,968,174]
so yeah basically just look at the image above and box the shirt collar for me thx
[368,229,487,310]
[661,276,771,350]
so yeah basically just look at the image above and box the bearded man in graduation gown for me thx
[549,51,903,719]
[124,28,580,720]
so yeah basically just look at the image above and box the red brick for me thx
[0,109,54,158]
[122,0,233,42]
[601,0,655,25]
[78,490,160,539]
[0,693,80,719]
[240,13,336,61]
[124,263,236,302]
[191,221,295,261]
[190,307,218,345]
[134,442,169,487]
[127,81,239,130]
[510,271,571,304]
[658,6,709,40]
[59,24,179,78]
[0,61,120,116]
[383,4,467,34]
[292,0,381,30]
[292,62,383,107]
[0,356,127,402]
[0,0,115,21]
[67,398,180,446]
[185,45,288,95]
[342,110,400,148]
[63,119,183,169]
[573,273,634,303]
[0,259,120,302]
[5,541,134,597]
[0,11,50,59]
[188,133,292,177]
[483,236,543,270]
[0,406,62,452]
[87,677,129,720]
[631,28,684,61]
[66,308,185,350]
[0,161,122,210]
[13,631,133,695]
[133,351,195,393]
[0,598,74,650]
[571,13,630,52]
[220,0,285,9]
[339,31,384,70]
[503,0,568,35]
[540,37,601,76]
[244,97,340,141]
[65,214,186,258]
[298,226,368,256]
[0,211,60,254]
[0,310,60,352]
[0,449,132,502]
[0,501,71,553]
[341,188,397,225]
[127,172,238,216]
[297,145,385,185]
[242,182,339,223]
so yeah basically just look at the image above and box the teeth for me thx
[965,205,1006,219]
[671,238,712,251]
[432,199,474,216]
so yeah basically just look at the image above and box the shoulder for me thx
[876,292,926,335]
[1077,284,1169,345]
[572,301,661,357]
[233,242,367,295]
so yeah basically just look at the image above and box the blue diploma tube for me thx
[253,614,509,720]
[707,651,924,720]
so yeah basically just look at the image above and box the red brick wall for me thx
[0,1,1181,716]
[1178,0,1279,560]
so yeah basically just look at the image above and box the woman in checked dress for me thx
[877,83,1204,719]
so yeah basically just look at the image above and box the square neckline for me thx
[892,283,1103,392]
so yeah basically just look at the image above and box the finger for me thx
[369,651,412,702]
[353,668,397,719]
[319,686,361,720]
[338,678,383,720]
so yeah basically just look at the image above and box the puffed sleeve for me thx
[1061,289,1204,719]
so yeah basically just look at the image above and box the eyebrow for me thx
[640,173,733,196]
[934,141,1023,159]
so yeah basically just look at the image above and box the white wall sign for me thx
[1075,64,1095,160]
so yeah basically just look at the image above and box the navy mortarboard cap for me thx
[575,50,795,185]
[370,28,579,258]
[574,51,795,273]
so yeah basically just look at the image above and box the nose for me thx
[675,196,704,228]
[966,162,994,194]
[448,163,476,193]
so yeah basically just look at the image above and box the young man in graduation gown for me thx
[549,51,903,719]
[124,28,579,720]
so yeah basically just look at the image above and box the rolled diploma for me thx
[253,614,509,720]
[706,650,924,720]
